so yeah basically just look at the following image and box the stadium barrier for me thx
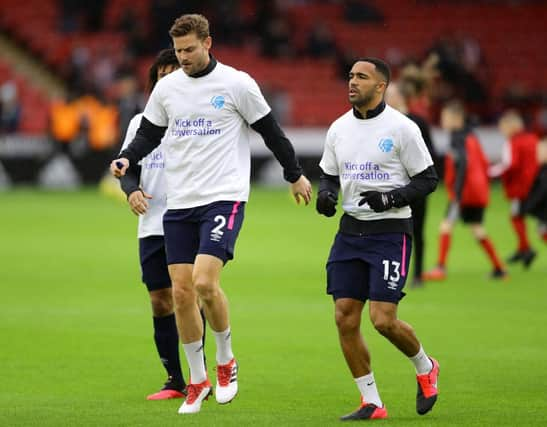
[0,127,505,188]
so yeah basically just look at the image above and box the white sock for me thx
[213,327,234,365]
[183,339,207,384]
[410,345,433,375]
[355,373,383,407]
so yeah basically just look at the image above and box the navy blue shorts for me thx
[163,201,245,265]
[326,232,412,304]
[139,236,171,291]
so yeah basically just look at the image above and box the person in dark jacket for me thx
[386,82,437,286]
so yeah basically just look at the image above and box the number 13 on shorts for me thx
[382,259,401,290]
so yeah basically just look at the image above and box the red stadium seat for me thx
[0,0,546,127]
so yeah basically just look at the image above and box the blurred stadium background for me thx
[1,1,547,426]
[0,0,546,186]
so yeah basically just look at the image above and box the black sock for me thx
[153,314,185,388]
[200,308,207,369]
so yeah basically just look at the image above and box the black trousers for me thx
[524,165,547,222]
[410,196,427,280]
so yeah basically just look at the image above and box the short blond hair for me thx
[169,14,210,40]
[442,100,465,118]
[499,109,524,127]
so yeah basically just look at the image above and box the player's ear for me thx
[203,36,212,50]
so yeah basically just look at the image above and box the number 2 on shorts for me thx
[212,215,226,235]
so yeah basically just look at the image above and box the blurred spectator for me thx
[49,92,118,151]
[335,47,358,80]
[87,98,119,151]
[210,0,247,45]
[120,10,154,57]
[254,0,277,32]
[501,84,538,119]
[83,0,106,32]
[533,100,547,137]
[255,1,294,58]
[0,81,21,133]
[58,0,79,33]
[116,52,139,80]
[47,90,119,184]
[48,92,82,147]
[425,35,488,104]
[64,45,91,94]
[91,48,117,93]
[58,0,106,33]
[385,47,406,69]
[116,75,145,141]
[460,36,482,74]
[261,15,293,58]
[306,21,336,58]
[150,0,186,50]
[150,0,210,50]
[343,0,384,23]
[399,62,433,122]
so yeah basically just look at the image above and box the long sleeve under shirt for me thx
[119,114,303,182]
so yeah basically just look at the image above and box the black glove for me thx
[316,190,338,217]
[358,190,397,212]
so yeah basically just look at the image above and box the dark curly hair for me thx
[148,48,179,93]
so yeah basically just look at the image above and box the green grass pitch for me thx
[1,185,546,426]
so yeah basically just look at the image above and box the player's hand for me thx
[291,175,312,205]
[128,190,152,216]
[316,190,337,217]
[358,190,395,212]
[110,158,129,178]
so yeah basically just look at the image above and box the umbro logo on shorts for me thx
[387,281,398,290]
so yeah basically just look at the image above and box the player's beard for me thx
[181,53,209,76]
[350,87,376,109]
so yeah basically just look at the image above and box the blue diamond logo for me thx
[378,138,394,153]
[210,95,225,110]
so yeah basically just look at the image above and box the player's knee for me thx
[150,293,173,317]
[335,306,360,334]
[440,220,452,233]
[471,224,486,239]
[371,314,395,336]
[193,276,219,302]
[171,282,196,308]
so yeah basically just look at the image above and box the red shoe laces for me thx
[216,362,233,386]
[185,383,200,404]
[417,370,436,395]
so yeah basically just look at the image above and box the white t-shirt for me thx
[319,105,433,221]
[121,113,167,238]
[143,62,271,209]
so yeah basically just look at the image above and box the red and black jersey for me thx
[501,131,539,199]
[444,130,489,207]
